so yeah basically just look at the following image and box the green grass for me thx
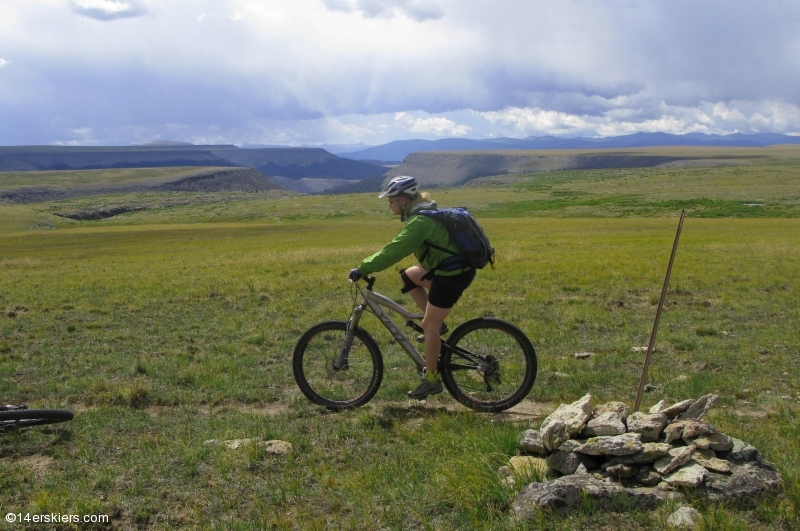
[1,156,799,529]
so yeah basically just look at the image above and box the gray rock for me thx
[580,411,627,437]
[574,463,589,475]
[574,351,594,359]
[663,462,708,488]
[677,394,719,420]
[627,412,668,442]
[518,429,547,454]
[687,432,734,452]
[681,419,717,440]
[540,394,593,451]
[558,439,584,453]
[576,433,643,456]
[635,466,662,487]
[606,442,672,466]
[512,474,675,519]
[547,451,598,476]
[723,437,764,464]
[604,463,638,479]
[654,445,697,475]
[660,399,695,419]
[701,463,783,505]
[648,400,667,414]
[667,506,701,528]
[692,449,732,474]
[592,401,630,422]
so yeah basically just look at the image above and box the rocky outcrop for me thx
[510,395,782,519]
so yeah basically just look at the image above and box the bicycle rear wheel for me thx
[440,317,537,412]
[293,320,383,410]
[0,409,74,432]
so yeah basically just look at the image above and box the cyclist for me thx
[349,176,476,400]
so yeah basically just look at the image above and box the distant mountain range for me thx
[337,132,800,162]
[0,144,384,193]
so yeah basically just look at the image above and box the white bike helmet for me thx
[379,176,419,199]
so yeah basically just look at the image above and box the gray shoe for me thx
[407,378,443,400]
[415,323,450,343]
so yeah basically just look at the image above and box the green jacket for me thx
[358,202,469,277]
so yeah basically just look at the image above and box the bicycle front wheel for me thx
[0,409,74,432]
[440,317,537,412]
[293,320,383,410]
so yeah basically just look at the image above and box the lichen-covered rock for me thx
[576,433,643,456]
[660,399,695,419]
[592,401,630,422]
[701,463,783,505]
[681,419,717,440]
[540,394,593,451]
[635,466,662,487]
[654,445,697,475]
[722,437,764,464]
[626,412,668,442]
[580,411,627,437]
[603,463,638,479]
[667,506,701,528]
[687,432,733,452]
[518,429,547,454]
[677,394,719,420]
[606,442,672,466]
[512,474,675,519]
[547,451,598,476]
[664,463,708,488]
[692,449,732,474]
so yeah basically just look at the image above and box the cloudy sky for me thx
[1,0,800,146]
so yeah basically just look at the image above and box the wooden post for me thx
[634,209,686,412]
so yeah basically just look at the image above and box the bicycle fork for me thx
[333,303,365,370]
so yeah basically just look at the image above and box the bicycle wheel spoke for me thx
[293,321,383,409]
[440,318,536,412]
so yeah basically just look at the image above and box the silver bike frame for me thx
[341,284,427,369]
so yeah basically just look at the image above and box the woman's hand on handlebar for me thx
[348,268,362,282]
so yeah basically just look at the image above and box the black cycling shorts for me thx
[428,269,476,309]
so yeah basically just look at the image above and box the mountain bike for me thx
[293,276,537,412]
[0,404,74,433]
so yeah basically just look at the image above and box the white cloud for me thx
[0,58,10,67]
[71,0,147,21]
[395,112,471,136]
[321,0,444,21]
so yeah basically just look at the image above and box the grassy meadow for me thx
[1,150,799,529]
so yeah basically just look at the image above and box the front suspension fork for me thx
[333,304,365,370]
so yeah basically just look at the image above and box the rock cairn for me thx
[510,394,783,519]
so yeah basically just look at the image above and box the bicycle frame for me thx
[336,277,426,370]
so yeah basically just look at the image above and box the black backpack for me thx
[414,207,496,272]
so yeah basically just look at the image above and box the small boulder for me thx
[667,506,701,528]
[576,433,643,456]
[518,429,547,454]
[580,411,627,437]
[692,449,732,474]
[648,400,667,414]
[540,394,593,451]
[687,432,734,452]
[606,442,672,466]
[660,399,695,419]
[723,437,764,464]
[627,412,668,442]
[677,394,719,420]
[654,445,697,475]
[508,456,549,481]
[635,466,662,487]
[547,451,598,476]
[592,401,630,422]
[603,463,638,479]
[663,463,708,488]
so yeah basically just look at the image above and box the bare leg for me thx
[421,303,452,373]
[403,265,432,312]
